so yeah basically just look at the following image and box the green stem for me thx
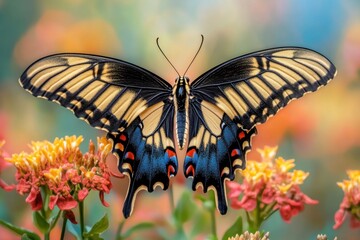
[44,232,50,240]
[210,206,217,237]
[60,217,67,240]
[79,201,85,239]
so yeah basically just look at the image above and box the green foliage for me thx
[83,214,109,239]
[116,222,155,239]
[0,219,41,240]
[33,211,50,233]
[222,216,243,240]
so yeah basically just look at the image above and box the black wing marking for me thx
[108,100,177,218]
[191,47,337,130]
[185,99,256,214]
[19,54,172,133]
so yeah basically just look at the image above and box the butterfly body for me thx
[19,46,336,218]
[173,76,190,149]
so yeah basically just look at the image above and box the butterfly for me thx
[19,36,336,218]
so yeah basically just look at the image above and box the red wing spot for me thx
[166,149,176,158]
[119,134,127,141]
[231,149,240,157]
[167,165,175,177]
[185,165,195,177]
[186,148,196,158]
[238,131,245,140]
[125,152,135,161]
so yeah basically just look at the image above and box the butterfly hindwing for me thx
[191,47,337,130]
[19,54,172,133]
[185,99,256,214]
[108,100,177,218]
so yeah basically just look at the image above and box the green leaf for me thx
[0,219,41,240]
[190,210,211,237]
[207,234,218,240]
[120,222,155,239]
[173,190,196,224]
[33,211,50,233]
[21,234,32,240]
[222,216,243,240]
[83,214,109,237]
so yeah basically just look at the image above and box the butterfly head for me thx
[175,76,190,85]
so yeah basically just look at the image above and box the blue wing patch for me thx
[185,99,256,214]
[108,101,177,217]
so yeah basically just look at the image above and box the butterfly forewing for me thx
[20,54,172,133]
[191,47,337,130]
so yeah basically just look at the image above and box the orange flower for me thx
[227,146,317,224]
[6,136,120,212]
[333,170,360,229]
[0,141,14,191]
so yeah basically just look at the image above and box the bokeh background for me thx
[0,0,359,239]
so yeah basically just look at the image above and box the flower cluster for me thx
[0,140,14,191]
[228,231,270,240]
[227,146,318,226]
[5,136,117,217]
[333,170,360,229]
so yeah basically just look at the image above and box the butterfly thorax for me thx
[173,76,190,149]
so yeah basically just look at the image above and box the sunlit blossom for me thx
[227,146,317,224]
[4,136,121,214]
[333,170,360,229]
[0,141,14,191]
[228,231,270,240]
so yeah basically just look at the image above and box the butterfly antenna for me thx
[156,37,181,77]
[183,34,204,76]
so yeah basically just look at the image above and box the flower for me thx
[0,140,15,191]
[333,170,360,229]
[227,146,318,224]
[6,135,120,213]
[228,231,270,240]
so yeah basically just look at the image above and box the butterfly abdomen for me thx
[173,77,190,149]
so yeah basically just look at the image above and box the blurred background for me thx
[0,0,359,239]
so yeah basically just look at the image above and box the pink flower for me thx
[227,146,318,225]
[6,136,118,213]
[333,170,360,229]
[25,187,42,211]
[64,210,77,224]
[0,141,15,191]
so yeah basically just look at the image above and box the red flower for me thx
[333,170,360,229]
[227,146,318,224]
[25,187,42,211]
[6,136,119,213]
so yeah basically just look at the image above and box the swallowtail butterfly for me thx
[19,36,336,217]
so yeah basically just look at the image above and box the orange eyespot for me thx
[231,149,240,157]
[238,131,245,140]
[166,148,176,158]
[125,152,135,161]
[186,148,196,158]
[119,134,127,141]
[167,165,176,177]
[185,165,195,177]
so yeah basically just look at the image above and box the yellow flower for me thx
[257,146,278,162]
[242,161,273,183]
[291,170,309,185]
[44,168,62,183]
[277,183,293,194]
[97,136,112,156]
[275,157,295,173]
[337,170,360,193]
